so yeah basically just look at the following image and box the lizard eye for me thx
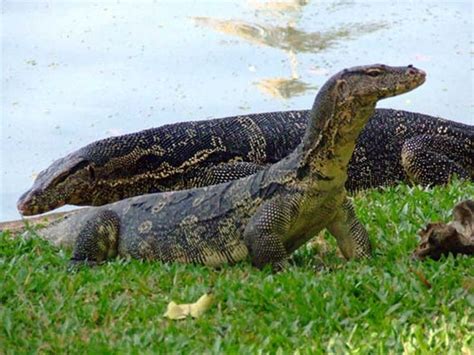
[50,171,71,186]
[87,165,96,180]
[50,160,91,185]
[366,69,383,77]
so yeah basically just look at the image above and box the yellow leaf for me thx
[190,293,214,318]
[163,301,188,320]
[164,293,214,320]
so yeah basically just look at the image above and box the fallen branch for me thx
[412,200,474,260]
[0,210,82,234]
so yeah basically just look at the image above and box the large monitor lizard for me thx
[36,64,426,270]
[18,104,473,217]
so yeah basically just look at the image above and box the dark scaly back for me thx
[82,111,308,196]
[17,111,308,215]
[20,101,472,216]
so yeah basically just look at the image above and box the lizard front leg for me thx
[243,194,300,272]
[70,210,121,266]
[401,134,472,185]
[327,198,372,259]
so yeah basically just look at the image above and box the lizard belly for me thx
[283,192,343,253]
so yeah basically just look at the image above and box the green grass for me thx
[1,181,473,353]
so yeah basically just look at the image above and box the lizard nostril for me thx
[407,66,426,79]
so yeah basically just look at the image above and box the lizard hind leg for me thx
[70,210,121,267]
[401,135,471,185]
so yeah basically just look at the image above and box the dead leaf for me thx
[164,293,214,320]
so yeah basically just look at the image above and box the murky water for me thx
[1,0,473,221]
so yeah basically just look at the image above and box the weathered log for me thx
[0,210,81,234]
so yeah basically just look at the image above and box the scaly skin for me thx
[38,64,426,270]
[17,110,473,216]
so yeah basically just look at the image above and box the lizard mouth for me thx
[17,190,65,216]
[375,66,426,100]
[405,66,426,87]
[17,191,33,215]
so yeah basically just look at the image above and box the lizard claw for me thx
[67,258,102,272]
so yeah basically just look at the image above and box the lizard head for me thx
[17,153,97,216]
[305,64,426,154]
[315,64,425,119]
[333,64,425,133]
[301,64,426,174]
[333,64,426,105]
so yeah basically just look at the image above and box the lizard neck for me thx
[296,101,376,185]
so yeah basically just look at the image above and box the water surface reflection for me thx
[193,11,387,98]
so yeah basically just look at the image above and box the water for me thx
[1,0,473,221]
